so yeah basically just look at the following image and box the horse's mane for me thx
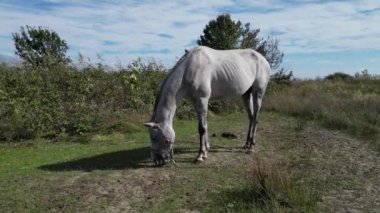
[151,51,189,121]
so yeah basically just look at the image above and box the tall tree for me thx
[197,14,242,50]
[198,14,284,71]
[240,23,264,50]
[13,25,70,67]
[259,36,284,71]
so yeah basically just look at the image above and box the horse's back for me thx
[183,46,271,99]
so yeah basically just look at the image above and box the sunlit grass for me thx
[264,78,380,151]
[218,156,320,212]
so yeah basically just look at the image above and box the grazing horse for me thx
[144,46,271,166]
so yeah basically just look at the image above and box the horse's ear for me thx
[144,122,158,128]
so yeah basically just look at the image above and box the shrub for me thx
[0,60,167,142]
[324,72,354,81]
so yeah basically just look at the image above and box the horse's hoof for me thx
[194,157,204,163]
[245,148,255,154]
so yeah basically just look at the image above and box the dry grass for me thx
[219,155,319,212]
[264,78,380,151]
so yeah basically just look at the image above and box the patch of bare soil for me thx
[300,127,380,212]
[238,114,380,212]
[260,120,380,212]
[46,142,251,211]
[49,168,178,212]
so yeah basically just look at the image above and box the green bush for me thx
[0,61,167,142]
[324,72,354,81]
[0,58,246,142]
[2,59,378,146]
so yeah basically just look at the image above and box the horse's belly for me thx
[210,77,252,99]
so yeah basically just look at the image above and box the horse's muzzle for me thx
[152,150,172,166]
[153,153,165,166]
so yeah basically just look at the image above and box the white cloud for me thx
[0,0,380,73]
[234,0,380,53]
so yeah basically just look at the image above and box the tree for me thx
[13,25,71,67]
[259,36,284,71]
[197,14,242,50]
[240,23,264,50]
[197,14,284,71]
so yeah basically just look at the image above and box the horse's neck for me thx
[154,94,181,128]
[153,69,185,127]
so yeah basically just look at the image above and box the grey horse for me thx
[144,46,271,165]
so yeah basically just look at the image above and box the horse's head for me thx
[144,122,175,166]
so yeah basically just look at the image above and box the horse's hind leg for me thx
[250,88,264,151]
[242,89,254,151]
[243,87,264,152]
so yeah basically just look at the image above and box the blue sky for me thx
[0,0,379,78]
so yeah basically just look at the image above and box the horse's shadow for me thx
[38,144,243,172]
[38,146,200,171]
[38,146,153,172]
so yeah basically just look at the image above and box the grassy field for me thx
[1,112,379,212]
[265,78,380,151]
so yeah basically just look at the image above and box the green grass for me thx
[1,112,379,212]
[0,132,145,179]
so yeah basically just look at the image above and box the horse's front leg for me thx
[195,97,209,162]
